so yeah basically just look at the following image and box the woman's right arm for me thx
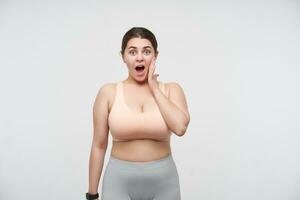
[87,84,110,197]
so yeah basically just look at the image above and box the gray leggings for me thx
[101,154,181,200]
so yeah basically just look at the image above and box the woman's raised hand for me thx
[148,56,159,93]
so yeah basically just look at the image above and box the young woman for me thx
[86,27,190,200]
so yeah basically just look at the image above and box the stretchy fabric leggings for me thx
[101,153,181,200]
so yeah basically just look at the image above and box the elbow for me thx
[175,124,188,137]
[98,143,108,150]
[98,142,108,150]
[175,126,187,136]
[92,140,108,150]
[174,120,190,137]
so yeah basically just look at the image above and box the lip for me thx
[135,65,146,76]
[135,64,145,68]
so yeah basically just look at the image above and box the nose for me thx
[136,52,144,62]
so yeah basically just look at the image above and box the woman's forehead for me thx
[126,38,153,48]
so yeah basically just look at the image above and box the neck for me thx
[124,76,149,87]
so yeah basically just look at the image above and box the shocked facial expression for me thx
[122,37,158,81]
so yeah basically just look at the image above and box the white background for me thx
[1,0,299,199]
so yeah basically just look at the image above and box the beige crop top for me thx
[108,81,171,142]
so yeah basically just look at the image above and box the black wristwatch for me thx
[86,192,99,200]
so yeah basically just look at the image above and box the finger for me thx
[149,65,155,78]
[148,57,156,78]
[151,57,156,69]
[148,62,153,73]
[152,56,156,63]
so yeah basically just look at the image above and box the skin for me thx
[87,37,190,197]
[121,37,159,91]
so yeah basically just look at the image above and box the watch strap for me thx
[86,192,99,200]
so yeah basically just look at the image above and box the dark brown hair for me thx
[120,27,158,56]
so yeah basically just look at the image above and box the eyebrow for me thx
[128,46,152,49]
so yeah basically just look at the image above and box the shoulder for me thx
[95,82,116,98]
[165,82,185,97]
[97,82,117,94]
[165,82,184,90]
[94,82,118,107]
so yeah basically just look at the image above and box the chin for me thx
[135,76,148,82]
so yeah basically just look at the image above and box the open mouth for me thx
[135,65,145,72]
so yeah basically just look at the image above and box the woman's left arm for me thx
[152,82,190,136]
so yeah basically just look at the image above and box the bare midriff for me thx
[111,138,171,162]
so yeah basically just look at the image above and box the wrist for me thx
[86,192,99,200]
[151,86,161,96]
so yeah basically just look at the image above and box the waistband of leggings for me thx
[108,153,174,170]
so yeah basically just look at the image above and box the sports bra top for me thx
[108,81,171,142]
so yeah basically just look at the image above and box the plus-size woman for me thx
[86,27,190,200]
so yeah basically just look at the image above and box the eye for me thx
[129,50,136,55]
[144,50,151,55]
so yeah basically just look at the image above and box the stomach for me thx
[111,137,171,162]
